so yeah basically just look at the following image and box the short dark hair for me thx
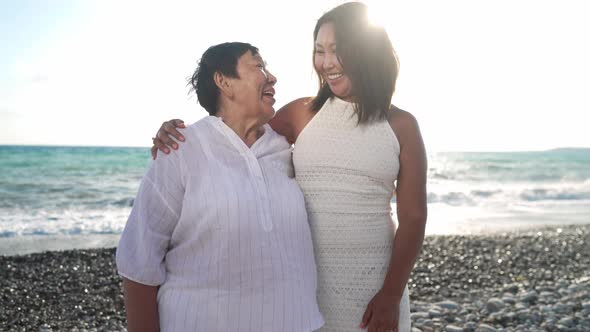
[189,42,259,115]
[311,2,399,124]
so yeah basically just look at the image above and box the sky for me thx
[1,0,589,152]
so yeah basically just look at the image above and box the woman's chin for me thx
[328,85,352,100]
[261,107,276,121]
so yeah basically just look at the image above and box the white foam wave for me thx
[0,207,130,238]
[427,182,590,206]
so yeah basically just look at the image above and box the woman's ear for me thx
[214,72,233,98]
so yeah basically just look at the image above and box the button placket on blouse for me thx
[244,152,273,232]
[212,118,274,232]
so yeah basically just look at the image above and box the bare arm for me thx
[383,109,427,296]
[361,108,427,331]
[122,278,160,332]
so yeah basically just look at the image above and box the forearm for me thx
[122,278,160,332]
[381,218,426,297]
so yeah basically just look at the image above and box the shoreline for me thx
[1,224,588,331]
[0,234,122,257]
[2,222,587,258]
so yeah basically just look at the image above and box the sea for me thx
[1,145,589,255]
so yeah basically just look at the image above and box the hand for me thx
[151,119,186,160]
[360,289,401,332]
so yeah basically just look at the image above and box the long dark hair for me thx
[311,2,399,124]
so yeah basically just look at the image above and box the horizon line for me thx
[1,143,589,154]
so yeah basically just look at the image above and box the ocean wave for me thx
[427,185,590,206]
[1,194,136,210]
[428,192,474,206]
[112,198,134,207]
[428,150,590,183]
[428,169,589,183]
[0,228,122,238]
[519,188,590,202]
[0,207,129,238]
[470,189,502,198]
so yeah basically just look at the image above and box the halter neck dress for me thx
[293,97,411,331]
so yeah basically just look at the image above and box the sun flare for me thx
[367,1,390,28]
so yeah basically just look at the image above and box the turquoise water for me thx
[425,148,590,234]
[0,146,589,252]
[0,146,149,237]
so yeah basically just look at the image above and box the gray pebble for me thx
[557,316,574,327]
[554,303,574,314]
[38,324,52,332]
[475,324,497,332]
[411,312,430,320]
[428,308,442,318]
[520,290,538,303]
[485,298,504,313]
[445,325,463,332]
[501,295,515,305]
[436,300,461,311]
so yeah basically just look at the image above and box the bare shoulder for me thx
[274,97,314,123]
[281,97,314,113]
[387,105,422,146]
[270,97,315,144]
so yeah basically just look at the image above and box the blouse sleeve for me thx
[116,152,186,286]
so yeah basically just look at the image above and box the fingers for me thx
[160,124,182,145]
[365,314,398,332]
[153,120,185,152]
[151,146,158,160]
[371,321,398,332]
[172,119,186,129]
[377,327,397,332]
[150,136,169,159]
[360,307,372,329]
[150,119,186,160]
[164,120,186,142]
[369,324,396,332]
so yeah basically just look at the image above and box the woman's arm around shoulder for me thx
[269,97,315,144]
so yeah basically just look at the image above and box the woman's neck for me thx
[216,108,265,147]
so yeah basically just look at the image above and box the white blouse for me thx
[116,116,323,332]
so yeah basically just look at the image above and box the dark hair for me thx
[189,42,259,115]
[311,2,399,124]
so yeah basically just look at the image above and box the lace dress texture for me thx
[293,97,411,331]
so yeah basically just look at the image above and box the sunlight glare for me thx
[367,1,389,29]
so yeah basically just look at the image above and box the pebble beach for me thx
[1,224,589,332]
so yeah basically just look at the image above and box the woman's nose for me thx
[266,70,277,84]
[323,53,337,70]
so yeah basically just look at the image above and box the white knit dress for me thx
[293,97,411,331]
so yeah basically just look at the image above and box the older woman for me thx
[116,42,323,332]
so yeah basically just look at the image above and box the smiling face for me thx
[313,22,353,101]
[230,51,277,122]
